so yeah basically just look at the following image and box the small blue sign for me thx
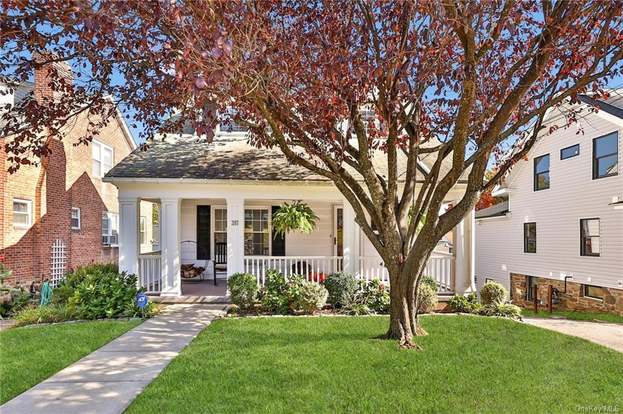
[136,293,149,309]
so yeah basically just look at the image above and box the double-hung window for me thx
[71,207,81,230]
[523,222,536,253]
[244,208,269,255]
[593,132,618,179]
[580,218,600,257]
[533,154,550,191]
[13,199,32,228]
[92,140,114,178]
[102,212,119,246]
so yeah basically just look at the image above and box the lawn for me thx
[0,319,141,404]
[522,309,623,324]
[127,315,623,414]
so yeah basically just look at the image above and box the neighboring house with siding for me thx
[0,62,136,286]
[104,125,475,300]
[475,91,623,315]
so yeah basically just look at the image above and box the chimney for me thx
[33,53,73,103]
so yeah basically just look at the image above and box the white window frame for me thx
[13,198,32,229]
[243,206,271,256]
[92,139,114,178]
[102,212,119,246]
[212,206,228,259]
[71,207,81,230]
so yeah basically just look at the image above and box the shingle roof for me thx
[105,134,461,183]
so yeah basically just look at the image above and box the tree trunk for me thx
[384,264,427,350]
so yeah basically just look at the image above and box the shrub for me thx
[259,270,289,314]
[323,272,358,308]
[0,287,31,317]
[352,279,390,313]
[420,275,437,290]
[67,269,151,319]
[288,276,328,314]
[347,303,372,316]
[449,293,478,313]
[228,273,258,310]
[417,283,438,314]
[479,303,522,320]
[480,281,508,306]
[53,263,120,304]
[14,304,75,326]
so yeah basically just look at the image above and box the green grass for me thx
[0,319,141,404]
[522,309,623,324]
[127,315,623,414]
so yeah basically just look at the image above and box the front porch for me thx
[117,185,474,300]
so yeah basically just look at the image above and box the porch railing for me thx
[358,252,454,294]
[138,254,162,294]
[243,256,344,285]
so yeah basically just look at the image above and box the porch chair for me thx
[212,242,227,286]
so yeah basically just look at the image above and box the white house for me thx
[476,91,623,315]
[104,127,476,300]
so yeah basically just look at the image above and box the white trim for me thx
[71,207,81,230]
[211,205,227,260]
[12,198,32,229]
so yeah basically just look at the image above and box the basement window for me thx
[583,284,604,301]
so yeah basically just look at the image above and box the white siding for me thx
[476,110,623,291]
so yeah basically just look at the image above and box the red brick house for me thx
[0,62,136,286]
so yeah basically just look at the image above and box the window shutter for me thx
[271,206,286,256]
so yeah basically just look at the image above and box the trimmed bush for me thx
[14,304,75,326]
[480,281,508,306]
[260,270,289,314]
[420,275,437,290]
[288,276,328,314]
[323,272,358,308]
[228,273,258,310]
[449,293,478,313]
[417,283,438,314]
[346,303,372,316]
[352,279,390,313]
[478,303,522,319]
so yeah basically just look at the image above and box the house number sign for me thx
[231,220,239,226]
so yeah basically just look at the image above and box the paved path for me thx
[1,304,225,414]
[523,317,623,353]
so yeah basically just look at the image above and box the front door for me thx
[333,206,343,256]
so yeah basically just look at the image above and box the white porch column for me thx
[118,197,139,275]
[454,208,476,294]
[342,201,360,274]
[160,197,181,296]
[226,196,245,276]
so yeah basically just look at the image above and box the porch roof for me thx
[106,135,464,183]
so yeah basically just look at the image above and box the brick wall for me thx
[510,273,623,316]
[0,62,132,286]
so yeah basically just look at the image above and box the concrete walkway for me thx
[523,317,623,353]
[1,304,225,414]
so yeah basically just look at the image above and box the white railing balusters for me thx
[138,254,162,294]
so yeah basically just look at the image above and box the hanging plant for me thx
[272,201,319,237]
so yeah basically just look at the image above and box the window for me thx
[560,144,580,160]
[583,284,604,301]
[213,208,228,247]
[526,276,538,301]
[593,132,618,179]
[102,212,119,245]
[12,199,32,228]
[139,216,146,244]
[580,218,600,256]
[523,222,536,253]
[92,140,113,178]
[71,207,81,230]
[533,154,550,191]
[244,208,269,255]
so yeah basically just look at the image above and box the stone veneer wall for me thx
[510,273,623,316]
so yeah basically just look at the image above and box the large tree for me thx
[2,0,622,347]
